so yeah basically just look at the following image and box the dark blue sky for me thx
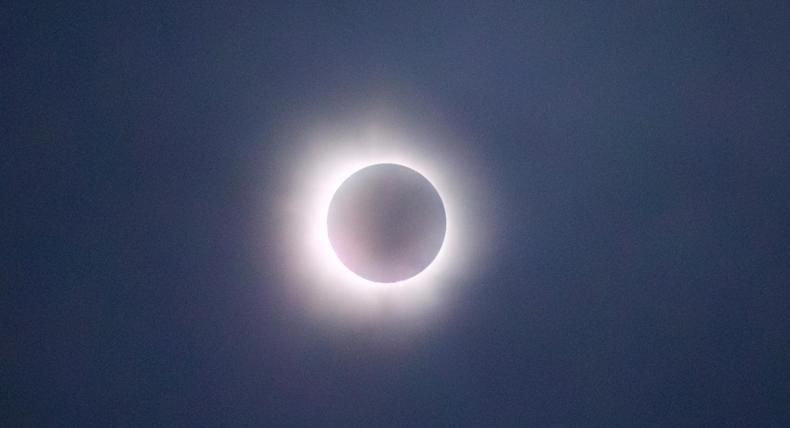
[4,1,790,425]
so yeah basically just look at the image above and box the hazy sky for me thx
[5,1,790,425]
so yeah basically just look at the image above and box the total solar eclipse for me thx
[327,163,447,283]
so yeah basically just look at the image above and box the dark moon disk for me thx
[327,163,447,283]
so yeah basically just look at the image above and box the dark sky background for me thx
[4,1,790,425]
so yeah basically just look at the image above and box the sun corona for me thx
[270,118,490,322]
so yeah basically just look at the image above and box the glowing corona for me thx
[270,117,491,323]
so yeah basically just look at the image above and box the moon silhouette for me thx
[327,163,447,283]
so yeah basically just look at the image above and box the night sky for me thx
[4,1,790,425]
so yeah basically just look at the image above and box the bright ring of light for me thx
[273,120,488,322]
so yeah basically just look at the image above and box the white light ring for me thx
[266,118,494,324]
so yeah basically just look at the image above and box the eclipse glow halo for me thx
[275,121,489,323]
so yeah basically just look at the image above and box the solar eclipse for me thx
[267,114,493,323]
[327,163,447,283]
